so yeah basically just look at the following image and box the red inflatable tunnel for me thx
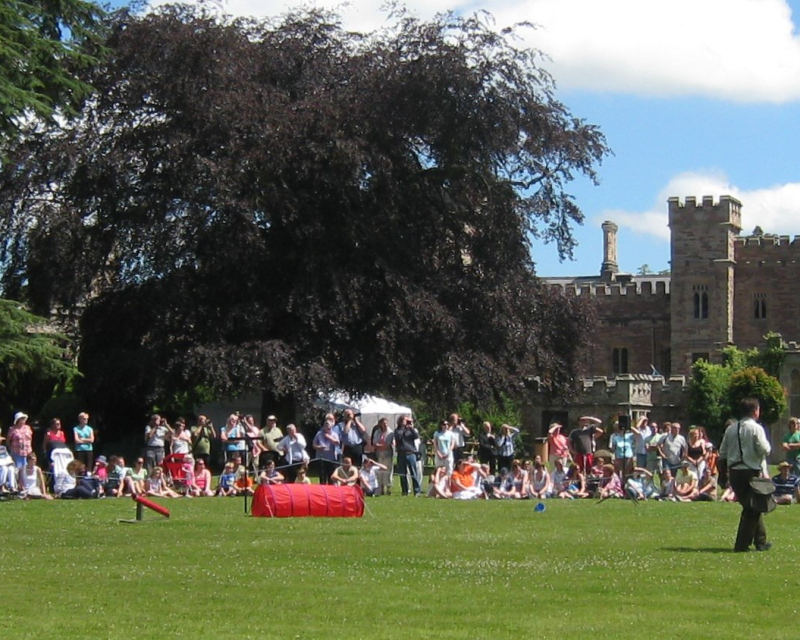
[251,483,364,518]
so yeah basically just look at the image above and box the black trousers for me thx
[730,468,767,551]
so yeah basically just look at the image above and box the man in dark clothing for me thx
[719,397,772,552]
[394,415,421,496]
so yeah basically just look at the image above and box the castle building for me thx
[525,195,800,455]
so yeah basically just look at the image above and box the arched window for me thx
[692,285,708,319]
[754,294,767,319]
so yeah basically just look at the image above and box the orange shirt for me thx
[450,469,475,492]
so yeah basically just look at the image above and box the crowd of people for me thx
[1,407,799,506]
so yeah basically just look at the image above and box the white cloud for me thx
[600,171,800,241]
[501,0,800,103]
[153,0,800,103]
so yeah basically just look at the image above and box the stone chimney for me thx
[601,221,619,281]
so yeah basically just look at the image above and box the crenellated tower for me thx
[668,195,742,375]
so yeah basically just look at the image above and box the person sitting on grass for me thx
[561,463,590,499]
[124,458,148,496]
[331,457,359,486]
[192,458,214,496]
[232,453,254,496]
[528,461,551,499]
[509,460,528,498]
[294,464,311,485]
[93,456,109,484]
[104,456,127,497]
[359,458,386,496]
[625,467,657,500]
[658,468,676,500]
[19,453,52,500]
[493,467,518,499]
[597,464,623,499]
[673,461,699,502]
[550,459,569,497]
[146,466,181,498]
[450,459,486,500]
[719,483,737,502]
[60,460,101,499]
[428,466,453,498]
[693,467,719,502]
[772,461,800,505]
[216,463,238,496]
[258,460,285,485]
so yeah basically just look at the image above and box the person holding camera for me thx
[144,413,172,473]
[449,413,471,464]
[313,416,341,485]
[338,409,366,467]
[191,415,216,467]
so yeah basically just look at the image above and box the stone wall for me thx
[733,236,800,348]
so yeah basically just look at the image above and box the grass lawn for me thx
[1,494,796,639]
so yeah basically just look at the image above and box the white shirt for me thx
[719,417,771,471]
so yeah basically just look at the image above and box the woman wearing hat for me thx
[7,412,33,470]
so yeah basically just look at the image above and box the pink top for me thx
[195,470,211,491]
[548,432,569,458]
[8,424,33,457]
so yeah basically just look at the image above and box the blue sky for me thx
[138,0,800,277]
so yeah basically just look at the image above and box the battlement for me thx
[668,194,742,232]
[554,280,670,297]
[735,235,800,247]
[734,233,800,264]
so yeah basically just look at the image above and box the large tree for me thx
[0,5,606,419]
[0,298,76,419]
[0,0,106,142]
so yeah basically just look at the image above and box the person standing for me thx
[73,412,95,470]
[658,422,688,475]
[313,418,340,485]
[433,420,455,474]
[449,413,470,464]
[7,412,33,471]
[496,424,520,472]
[719,397,772,553]
[258,415,283,468]
[631,416,654,469]
[42,417,68,461]
[191,415,216,467]
[395,415,421,496]
[338,410,366,467]
[478,422,497,475]
[568,416,603,473]
[277,424,308,483]
[547,423,569,470]
[370,418,394,495]
[144,414,171,473]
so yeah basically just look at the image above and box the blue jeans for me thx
[398,452,421,496]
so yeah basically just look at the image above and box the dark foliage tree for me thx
[0,0,106,142]
[0,5,607,421]
[0,299,77,419]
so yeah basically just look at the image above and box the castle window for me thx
[612,348,629,375]
[691,353,710,365]
[692,285,708,319]
[754,293,767,319]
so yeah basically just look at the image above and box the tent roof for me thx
[318,392,411,415]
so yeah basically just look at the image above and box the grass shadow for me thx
[661,547,733,554]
